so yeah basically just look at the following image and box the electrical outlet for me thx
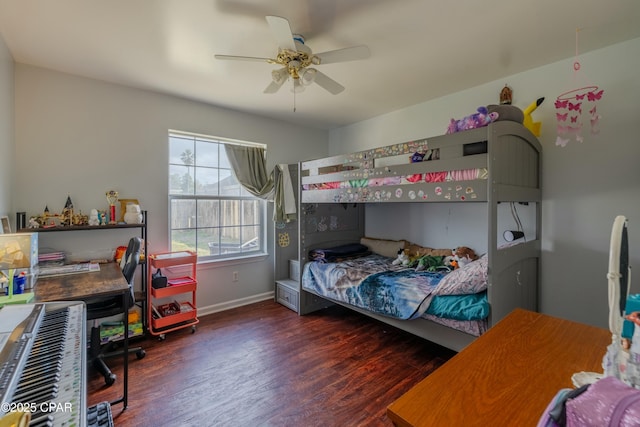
[232,271,239,282]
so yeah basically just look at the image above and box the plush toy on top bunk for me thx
[446,106,499,134]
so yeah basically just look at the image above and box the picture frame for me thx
[0,216,10,234]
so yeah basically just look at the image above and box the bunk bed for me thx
[296,121,542,352]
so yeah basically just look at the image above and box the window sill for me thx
[197,252,269,269]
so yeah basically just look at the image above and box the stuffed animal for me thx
[446,106,499,134]
[414,255,444,272]
[392,249,410,266]
[453,246,479,268]
[436,255,457,270]
[522,97,544,137]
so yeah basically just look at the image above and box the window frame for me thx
[168,130,268,263]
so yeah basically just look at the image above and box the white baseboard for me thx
[197,291,274,317]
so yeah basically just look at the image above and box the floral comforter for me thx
[301,253,488,320]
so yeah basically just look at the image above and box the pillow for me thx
[308,243,370,263]
[405,243,452,258]
[435,254,488,295]
[360,237,407,258]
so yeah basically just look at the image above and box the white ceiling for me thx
[1,0,639,130]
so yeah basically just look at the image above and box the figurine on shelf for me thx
[61,195,74,226]
[88,209,100,226]
[28,217,40,229]
[124,204,143,224]
[73,212,88,226]
[99,211,108,226]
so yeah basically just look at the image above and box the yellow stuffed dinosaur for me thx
[523,97,545,136]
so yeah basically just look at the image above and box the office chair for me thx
[87,236,146,386]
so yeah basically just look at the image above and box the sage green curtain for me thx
[273,164,297,223]
[224,145,296,222]
[224,145,274,198]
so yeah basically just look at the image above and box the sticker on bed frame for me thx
[330,216,338,230]
[278,232,290,247]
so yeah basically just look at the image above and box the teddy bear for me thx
[453,246,479,268]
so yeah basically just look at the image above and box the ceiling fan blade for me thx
[314,45,371,65]
[312,70,345,95]
[264,78,287,94]
[214,54,271,62]
[265,15,297,51]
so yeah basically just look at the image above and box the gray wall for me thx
[0,34,13,220]
[329,37,640,329]
[4,29,640,328]
[12,63,328,315]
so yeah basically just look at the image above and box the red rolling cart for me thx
[147,251,198,340]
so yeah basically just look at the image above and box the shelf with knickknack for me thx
[17,210,149,335]
[147,250,199,340]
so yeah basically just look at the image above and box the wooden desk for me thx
[36,262,130,409]
[387,308,611,427]
[36,262,127,302]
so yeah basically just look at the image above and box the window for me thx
[169,131,266,261]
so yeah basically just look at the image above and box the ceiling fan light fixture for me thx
[300,68,317,86]
[271,67,288,84]
[216,15,370,98]
[291,78,305,93]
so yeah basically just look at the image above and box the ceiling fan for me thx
[215,15,370,95]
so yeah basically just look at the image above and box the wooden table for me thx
[387,308,611,427]
[36,262,131,409]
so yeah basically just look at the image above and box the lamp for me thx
[503,230,525,242]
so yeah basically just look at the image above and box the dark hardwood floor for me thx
[88,300,455,427]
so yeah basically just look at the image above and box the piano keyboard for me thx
[0,302,87,426]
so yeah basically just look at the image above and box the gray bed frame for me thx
[295,121,542,352]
